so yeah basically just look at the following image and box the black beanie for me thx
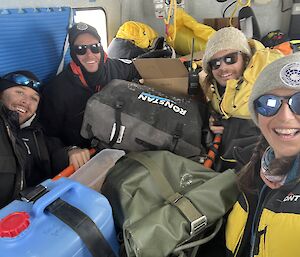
[68,22,101,46]
[0,71,41,94]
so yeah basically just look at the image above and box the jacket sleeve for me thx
[0,116,18,208]
[107,58,141,82]
[39,78,66,140]
[44,134,69,176]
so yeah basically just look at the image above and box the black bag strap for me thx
[126,152,207,236]
[109,100,124,147]
[171,123,183,153]
[46,198,117,257]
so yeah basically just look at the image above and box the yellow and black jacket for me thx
[210,39,283,119]
[226,180,300,257]
[200,40,283,172]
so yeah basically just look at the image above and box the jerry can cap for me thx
[0,212,30,237]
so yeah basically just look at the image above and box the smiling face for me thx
[74,33,101,73]
[258,88,300,158]
[1,86,40,124]
[211,49,246,87]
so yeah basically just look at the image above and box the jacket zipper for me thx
[250,185,272,257]
[5,123,25,191]
[233,193,249,257]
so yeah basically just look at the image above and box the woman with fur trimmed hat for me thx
[0,71,89,207]
[40,22,140,149]
[226,52,300,257]
[200,27,284,172]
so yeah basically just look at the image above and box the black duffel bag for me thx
[81,79,207,158]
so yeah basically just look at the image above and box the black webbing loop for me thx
[46,198,116,257]
[109,100,123,147]
[171,123,183,152]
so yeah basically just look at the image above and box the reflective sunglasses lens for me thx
[3,74,40,89]
[224,52,239,65]
[209,52,239,70]
[74,45,87,55]
[254,95,281,117]
[290,92,300,115]
[209,60,221,70]
[90,44,101,54]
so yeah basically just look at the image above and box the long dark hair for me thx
[238,135,297,194]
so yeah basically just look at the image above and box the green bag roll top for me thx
[102,151,239,257]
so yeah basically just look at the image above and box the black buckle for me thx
[20,184,48,202]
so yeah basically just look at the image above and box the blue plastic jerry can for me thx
[0,178,119,257]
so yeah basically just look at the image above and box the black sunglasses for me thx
[254,92,300,117]
[3,73,41,90]
[209,52,241,70]
[72,43,102,55]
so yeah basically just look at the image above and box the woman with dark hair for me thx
[226,53,300,257]
[200,27,283,172]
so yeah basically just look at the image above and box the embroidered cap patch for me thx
[280,62,300,87]
[76,23,88,31]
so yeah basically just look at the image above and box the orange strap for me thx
[273,41,293,56]
[52,148,96,181]
[70,61,89,87]
[203,134,222,168]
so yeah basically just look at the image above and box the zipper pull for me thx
[250,227,267,257]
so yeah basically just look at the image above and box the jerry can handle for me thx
[32,178,78,217]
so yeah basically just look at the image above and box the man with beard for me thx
[40,22,140,150]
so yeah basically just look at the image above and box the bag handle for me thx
[126,152,207,236]
[126,152,174,199]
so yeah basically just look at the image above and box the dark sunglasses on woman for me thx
[209,51,241,70]
[72,43,102,55]
[254,92,300,117]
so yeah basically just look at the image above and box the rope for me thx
[229,0,251,27]
[164,0,177,46]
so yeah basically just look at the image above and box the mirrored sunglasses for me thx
[73,43,102,55]
[3,73,41,90]
[209,52,241,70]
[254,92,300,117]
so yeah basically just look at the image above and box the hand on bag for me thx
[68,147,91,170]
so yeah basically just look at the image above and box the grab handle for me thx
[32,178,78,217]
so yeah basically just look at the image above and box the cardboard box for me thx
[133,58,190,96]
[203,17,239,30]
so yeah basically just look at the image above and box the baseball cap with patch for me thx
[68,22,101,46]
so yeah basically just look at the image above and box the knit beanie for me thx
[68,22,101,46]
[249,52,300,125]
[0,70,41,94]
[202,27,252,73]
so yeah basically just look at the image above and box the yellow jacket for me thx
[226,183,300,257]
[208,39,284,119]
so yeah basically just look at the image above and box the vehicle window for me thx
[74,8,107,50]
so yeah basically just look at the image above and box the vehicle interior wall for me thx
[0,0,121,44]
[0,0,293,47]
[121,0,292,40]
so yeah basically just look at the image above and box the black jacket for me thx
[40,59,140,147]
[0,104,26,208]
[19,116,69,187]
[213,117,261,172]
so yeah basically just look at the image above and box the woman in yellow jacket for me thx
[226,53,300,257]
[200,27,283,172]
